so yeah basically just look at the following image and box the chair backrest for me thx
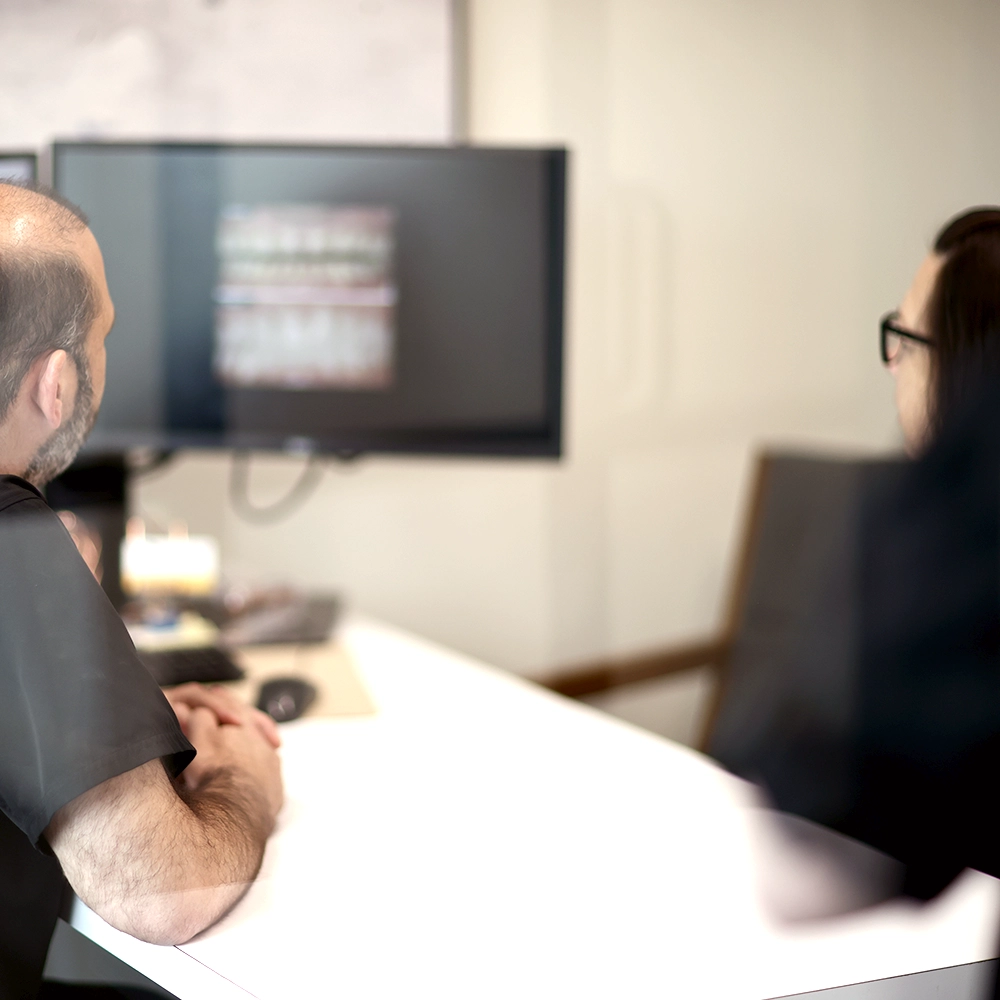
[706,451,903,817]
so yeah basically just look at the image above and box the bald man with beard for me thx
[0,183,283,999]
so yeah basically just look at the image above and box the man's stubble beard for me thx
[22,353,98,489]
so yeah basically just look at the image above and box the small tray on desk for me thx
[221,642,376,719]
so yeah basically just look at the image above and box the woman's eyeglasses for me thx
[880,311,933,365]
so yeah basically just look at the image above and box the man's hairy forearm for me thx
[176,766,273,883]
[47,758,276,945]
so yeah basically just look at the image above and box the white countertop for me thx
[71,616,1000,999]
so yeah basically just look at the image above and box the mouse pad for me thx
[222,642,376,718]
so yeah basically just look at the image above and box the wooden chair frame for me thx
[542,454,775,750]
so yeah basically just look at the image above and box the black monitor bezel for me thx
[53,140,567,460]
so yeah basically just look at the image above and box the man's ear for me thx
[34,349,71,430]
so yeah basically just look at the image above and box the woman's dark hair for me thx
[926,207,1000,435]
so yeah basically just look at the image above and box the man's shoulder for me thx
[0,474,46,515]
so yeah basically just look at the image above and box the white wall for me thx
[462,0,1000,671]
[6,0,1000,677]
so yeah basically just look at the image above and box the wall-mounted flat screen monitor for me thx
[0,152,37,183]
[54,142,566,457]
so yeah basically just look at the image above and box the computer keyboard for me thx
[138,646,245,687]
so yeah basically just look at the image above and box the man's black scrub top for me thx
[0,475,194,999]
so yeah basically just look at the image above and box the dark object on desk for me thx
[220,594,339,647]
[256,678,317,723]
[184,592,339,646]
[46,455,128,610]
[138,646,245,687]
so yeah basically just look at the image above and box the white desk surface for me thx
[71,615,1000,999]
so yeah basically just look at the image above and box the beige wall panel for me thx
[466,0,1000,672]
[9,0,1000,675]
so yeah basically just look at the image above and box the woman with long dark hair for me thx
[883,207,1000,451]
[746,208,1000,936]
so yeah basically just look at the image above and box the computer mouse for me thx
[256,677,317,723]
